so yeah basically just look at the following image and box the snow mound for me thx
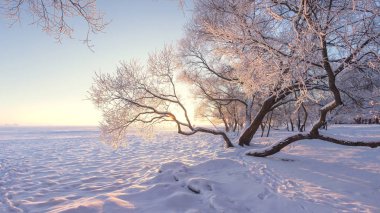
[113,159,258,212]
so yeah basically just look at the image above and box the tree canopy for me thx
[91,0,380,156]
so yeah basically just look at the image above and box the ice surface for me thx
[0,125,379,212]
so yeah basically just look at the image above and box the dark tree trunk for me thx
[239,96,276,146]
[221,134,234,148]
[178,126,234,148]
[260,123,265,137]
[297,110,301,132]
[266,110,273,137]
[233,118,238,132]
[301,103,308,132]
[247,134,311,157]
[290,118,294,131]
[243,5,379,156]
[302,103,309,131]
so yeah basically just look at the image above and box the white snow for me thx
[320,124,380,142]
[1,125,380,212]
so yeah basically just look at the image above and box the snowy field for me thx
[0,125,379,213]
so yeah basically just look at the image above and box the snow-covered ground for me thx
[0,125,379,212]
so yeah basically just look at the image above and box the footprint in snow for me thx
[257,188,272,200]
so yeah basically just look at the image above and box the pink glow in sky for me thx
[0,1,191,126]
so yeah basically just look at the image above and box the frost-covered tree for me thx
[185,0,380,153]
[89,46,234,148]
[91,0,380,156]
[188,0,322,146]
[179,37,254,132]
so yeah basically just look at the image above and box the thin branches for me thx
[2,0,106,48]
[90,45,234,148]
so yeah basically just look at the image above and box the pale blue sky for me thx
[0,0,191,126]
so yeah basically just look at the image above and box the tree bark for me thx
[194,127,235,148]
[239,96,276,146]
[177,126,234,148]
[238,84,299,146]
[247,134,311,157]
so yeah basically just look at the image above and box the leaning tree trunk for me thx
[239,96,276,146]
[247,133,380,157]
[247,35,380,157]
[239,88,295,146]
[247,98,380,157]
[181,126,234,148]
